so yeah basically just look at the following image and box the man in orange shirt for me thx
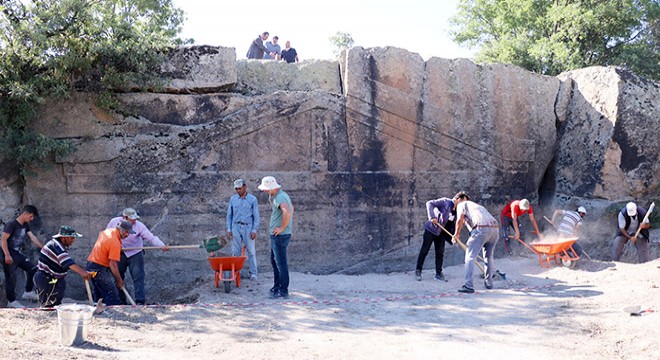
[87,220,134,305]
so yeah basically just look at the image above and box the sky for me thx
[171,0,476,61]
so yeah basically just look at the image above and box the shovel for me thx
[121,287,137,306]
[435,223,486,275]
[122,236,228,253]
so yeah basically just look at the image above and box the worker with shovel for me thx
[453,195,500,293]
[612,202,652,263]
[33,226,92,308]
[414,193,464,282]
[87,220,135,305]
[106,208,168,305]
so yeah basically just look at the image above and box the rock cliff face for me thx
[0,45,657,303]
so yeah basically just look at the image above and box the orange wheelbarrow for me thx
[513,236,580,268]
[207,248,247,293]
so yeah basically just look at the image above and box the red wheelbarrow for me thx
[207,248,247,293]
[513,236,580,268]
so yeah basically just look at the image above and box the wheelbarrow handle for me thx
[122,245,201,251]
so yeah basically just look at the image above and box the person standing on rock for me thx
[226,179,260,280]
[263,36,281,60]
[499,199,543,255]
[87,220,134,306]
[612,202,651,263]
[453,195,499,293]
[106,208,169,305]
[246,31,273,59]
[258,176,294,299]
[280,41,299,63]
[414,193,467,282]
[1,205,44,308]
[551,206,587,256]
[33,226,91,308]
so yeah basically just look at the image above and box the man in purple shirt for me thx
[106,208,168,305]
[414,192,468,281]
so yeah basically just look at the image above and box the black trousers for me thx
[1,248,37,302]
[416,222,455,275]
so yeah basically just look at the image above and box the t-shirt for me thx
[37,238,76,279]
[501,200,533,219]
[87,228,122,267]
[269,190,293,235]
[3,219,30,251]
[281,48,298,63]
[558,210,581,236]
[457,201,497,230]
[263,41,281,59]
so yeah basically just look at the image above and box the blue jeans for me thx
[87,262,121,305]
[464,227,499,289]
[231,223,258,276]
[1,248,37,302]
[118,251,146,304]
[33,271,66,308]
[270,234,291,294]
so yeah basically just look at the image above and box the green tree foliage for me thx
[0,0,186,174]
[450,0,660,80]
[329,31,355,59]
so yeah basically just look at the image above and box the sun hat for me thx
[233,179,245,188]
[53,225,82,238]
[122,208,140,220]
[258,176,281,191]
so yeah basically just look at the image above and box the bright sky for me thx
[171,0,476,61]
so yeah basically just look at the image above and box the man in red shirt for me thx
[87,220,134,305]
[500,199,543,255]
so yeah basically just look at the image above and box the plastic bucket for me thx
[56,304,95,346]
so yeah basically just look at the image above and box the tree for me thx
[329,31,355,59]
[0,0,187,175]
[450,0,660,80]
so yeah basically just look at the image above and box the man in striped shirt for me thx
[34,226,91,308]
[551,206,586,256]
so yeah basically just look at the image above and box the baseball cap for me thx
[119,220,136,234]
[233,179,245,188]
[122,208,140,220]
[577,206,587,214]
[626,202,637,216]
[519,199,530,211]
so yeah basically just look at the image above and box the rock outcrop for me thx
[0,46,657,302]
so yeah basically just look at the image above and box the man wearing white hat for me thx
[499,198,543,255]
[552,206,587,256]
[258,176,294,299]
[106,208,168,305]
[612,202,651,263]
[226,179,260,280]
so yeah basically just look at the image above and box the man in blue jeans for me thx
[258,176,294,299]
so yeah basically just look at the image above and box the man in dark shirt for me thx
[281,41,299,63]
[1,205,44,307]
[34,226,91,308]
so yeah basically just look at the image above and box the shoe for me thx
[484,281,493,290]
[269,291,289,299]
[250,274,258,281]
[457,285,475,294]
[415,270,422,281]
[434,273,447,282]
[22,290,39,301]
[269,286,279,294]
[7,300,25,308]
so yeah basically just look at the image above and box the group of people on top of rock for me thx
[246,31,299,63]
[414,193,652,294]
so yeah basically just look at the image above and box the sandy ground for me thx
[1,253,658,360]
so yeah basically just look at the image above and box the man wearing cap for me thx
[106,208,168,305]
[33,226,92,308]
[1,205,44,308]
[453,194,500,293]
[552,206,587,256]
[226,179,260,280]
[612,202,651,263]
[87,220,135,305]
[499,198,543,255]
[258,176,294,299]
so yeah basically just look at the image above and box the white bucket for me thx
[56,304,95,346]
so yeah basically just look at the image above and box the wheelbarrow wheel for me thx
[561,258,577,269]
[223,270,232,293]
